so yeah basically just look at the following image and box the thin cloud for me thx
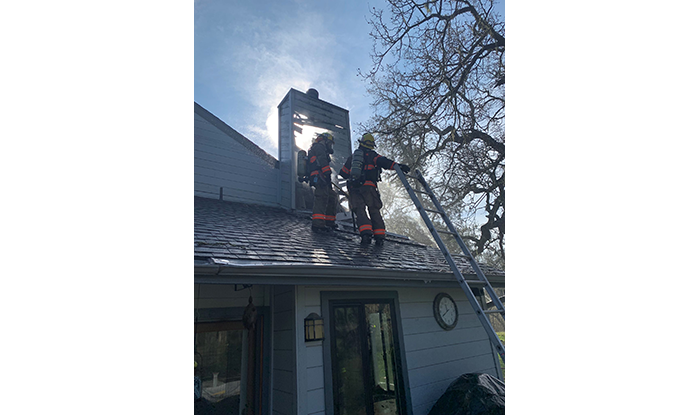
[222,11,344,155]
[195,1,379,156]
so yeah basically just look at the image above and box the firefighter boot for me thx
[374,237,384,247]
[360,234,373,245]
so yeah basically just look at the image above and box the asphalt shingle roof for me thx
[194,197,505,283]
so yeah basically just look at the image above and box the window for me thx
[195,321,245,414]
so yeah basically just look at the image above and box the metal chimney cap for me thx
[306,88,319,99]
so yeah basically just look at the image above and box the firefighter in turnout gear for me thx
[308,132,339,233]
[340,133,410,246]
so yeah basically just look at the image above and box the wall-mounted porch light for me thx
[304,313,324,342]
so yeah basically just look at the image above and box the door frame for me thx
[320,291,413,415]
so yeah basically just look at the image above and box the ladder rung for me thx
[483,309,504,315]
[435,229,457,235]
[453,253,474,261]
[405,174,420,180]
[423,208,443,215]
[413,189,430,195]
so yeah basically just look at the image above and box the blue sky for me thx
[195,0,505,157]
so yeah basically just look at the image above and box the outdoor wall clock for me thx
[433,292,458,330]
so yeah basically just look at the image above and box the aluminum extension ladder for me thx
[394,165,506,362]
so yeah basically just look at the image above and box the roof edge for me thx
[194,262,505,287]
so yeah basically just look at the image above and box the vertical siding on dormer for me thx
[194,111,280,206]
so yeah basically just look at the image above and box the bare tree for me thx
[360,0,505,262]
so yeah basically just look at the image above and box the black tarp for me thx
[428,373,505,415]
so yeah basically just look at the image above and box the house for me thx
[194,88,505,415]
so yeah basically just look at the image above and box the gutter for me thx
[194,260,505,288]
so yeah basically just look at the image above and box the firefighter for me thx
[340,133,410,246]
[308,132,339,233]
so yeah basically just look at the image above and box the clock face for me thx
[439,297,457,325]
[433,293,458,330]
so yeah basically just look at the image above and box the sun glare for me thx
[295,125,329,151]
[263,101,331,154]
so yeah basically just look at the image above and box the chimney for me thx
[277,88,352,211]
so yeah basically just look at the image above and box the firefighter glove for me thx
[399,164,411,173]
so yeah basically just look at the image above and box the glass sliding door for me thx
[330,300,406,415]
[331,304,367,415]
[367,303,399,415]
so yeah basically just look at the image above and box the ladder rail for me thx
[413,170,506,315]
[394,165,505,362]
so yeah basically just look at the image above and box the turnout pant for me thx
[311,183,338,229]
[349,184,385,239]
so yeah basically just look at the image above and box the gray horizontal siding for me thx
[195,111,280,206]
[398,288,500,415]
[194,172,278,202]
[194,140,278,176]
[403,326,488,353]
[305,343,323,368]
[194,284,265,310]
[272,389,294,415]
[194,183,278,206]
[405,338,493,371]
[195,103,277,167]
[306,388,325,414]
[274,329,294,350]
[194,162,277,193]
[273,285,296,415]
[273,350,296,371]
[305,366,324,390]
